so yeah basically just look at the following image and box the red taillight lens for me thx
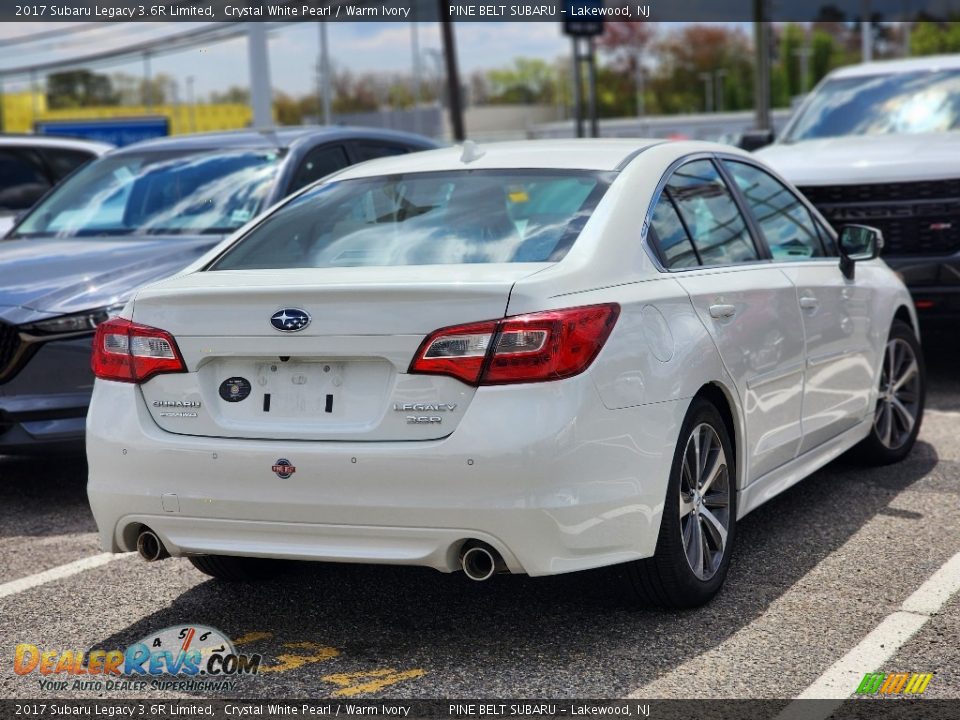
[409,320,498,385]
[409,304,619,386]
[91,318,186,384]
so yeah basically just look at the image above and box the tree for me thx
[910,21,960,55]
[209,86,251,104]
[597,21,654,69]
[46,70,117,109]
[485,58,559,105]
[647,25,754,114]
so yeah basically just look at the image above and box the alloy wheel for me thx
[874,338,921,450]
[679,423,730,581]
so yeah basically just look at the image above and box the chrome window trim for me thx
[642,151,842,274]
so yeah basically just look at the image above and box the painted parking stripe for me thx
[775,550,960,719]
[0,553,123,600]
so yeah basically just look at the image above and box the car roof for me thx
[111,125,438,155]
[0,134,114,154]
[332,139,747,177]
[828,54,960,79]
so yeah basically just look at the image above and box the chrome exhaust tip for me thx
[460,542,506,581]
[136,528,169,562]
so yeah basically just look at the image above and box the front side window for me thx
[210,170,611,270]
[12,149,283,238]
[723,161,824,261]
[667,160,758,266]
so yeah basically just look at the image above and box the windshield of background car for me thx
[11,148,283,238]
[208,169,613,269]
[782,68,960,142]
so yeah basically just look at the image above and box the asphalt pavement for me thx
[1,328,958,702]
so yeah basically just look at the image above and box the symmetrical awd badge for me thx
[270,308,311,332]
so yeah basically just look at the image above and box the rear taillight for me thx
[410,304,619,386]
[91,318,186,384]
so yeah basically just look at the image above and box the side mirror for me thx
[838,224,883,280]
[739,129,775,152]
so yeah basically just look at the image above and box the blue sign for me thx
[34,116,169,147]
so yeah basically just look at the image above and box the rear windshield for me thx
[208,169,612,269]
[11,149,283,239]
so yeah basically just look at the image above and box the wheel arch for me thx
[692,381,745,492]
[894,304,918,336]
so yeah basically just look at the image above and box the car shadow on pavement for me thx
[86,440,938,698]
[0,454,92,539]
[921,325,960,411]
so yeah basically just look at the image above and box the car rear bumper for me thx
[86,376,686,577]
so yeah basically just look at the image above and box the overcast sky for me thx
[0,22,580,97]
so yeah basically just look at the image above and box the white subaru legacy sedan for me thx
[87,140,925,607]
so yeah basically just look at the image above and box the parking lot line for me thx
[0,553,122,600]
[773,550,960,719]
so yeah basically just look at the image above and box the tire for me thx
[188,555,282,581]
[623,397,737,609]
[854,319,926,466]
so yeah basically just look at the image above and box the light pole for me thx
[411,20,421,133]
[317,22,332,125]
[699,72,714,113]
[714,69,728,112]
[186,75,196,132]
[634,48,645,117]
[861,0,873,62]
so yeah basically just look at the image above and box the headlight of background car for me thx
[20,304,126,336]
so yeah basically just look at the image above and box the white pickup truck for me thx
[756,54,960,324]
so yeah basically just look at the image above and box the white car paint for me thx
[757,54,960,186]
[86,139,917,580]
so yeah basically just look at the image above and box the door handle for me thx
[799,295,819,311]
[709,303,737,319]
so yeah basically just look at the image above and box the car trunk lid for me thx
[132,264,548,441]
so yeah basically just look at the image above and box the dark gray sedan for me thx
[0,126,438,453]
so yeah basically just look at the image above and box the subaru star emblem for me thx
[271,308,311,332]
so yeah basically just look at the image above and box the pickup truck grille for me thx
[798,180,960,257]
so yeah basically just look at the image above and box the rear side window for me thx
[649,195,699,269]
[39,148,96,181]
[355,143,409,162]
[667,160,758,266]
[209,170,612,269]
[0,149,51,211]
[723,161,824,261]
[289,144,350,194]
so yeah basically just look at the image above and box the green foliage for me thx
[46,70,118,109]
[486,58,559,105]
[910,22,960,55]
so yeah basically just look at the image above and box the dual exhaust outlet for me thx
[137,527,506,580]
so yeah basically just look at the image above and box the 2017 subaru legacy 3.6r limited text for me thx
[86,140,925,608]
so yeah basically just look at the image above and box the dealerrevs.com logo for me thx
[15,624,261,693]
[856,672,934,695]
